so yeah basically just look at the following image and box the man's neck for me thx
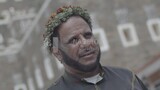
[64,64,101,79]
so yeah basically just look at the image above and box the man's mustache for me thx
[78,39,99,57]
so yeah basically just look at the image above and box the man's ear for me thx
[52,46,63,62]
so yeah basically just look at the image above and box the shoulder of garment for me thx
[47,76,64,90]
[103,66,148,90]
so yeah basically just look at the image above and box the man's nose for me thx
[81,37,87,44]
[79,36,90,48]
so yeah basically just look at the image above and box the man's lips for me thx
[79,50,96,57]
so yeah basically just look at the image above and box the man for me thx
[43,5,147,90]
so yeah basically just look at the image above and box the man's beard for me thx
[59,49,101,72]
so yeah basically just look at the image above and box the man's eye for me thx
[84,32,93,39]
[70,38,79,44]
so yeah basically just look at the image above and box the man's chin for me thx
[76,51,101,72]
[76,62,99,72]
[60,48,101,72]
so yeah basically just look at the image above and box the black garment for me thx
[47,66,148,90]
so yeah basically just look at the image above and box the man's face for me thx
[56,16,100,72]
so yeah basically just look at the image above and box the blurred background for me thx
[0,0,160,90]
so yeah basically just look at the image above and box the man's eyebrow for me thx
[67,35,77,43]
[84,31,92,35]
[67,33,78,40]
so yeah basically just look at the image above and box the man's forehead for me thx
[59,17,91,34]
[59,16,89,29]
